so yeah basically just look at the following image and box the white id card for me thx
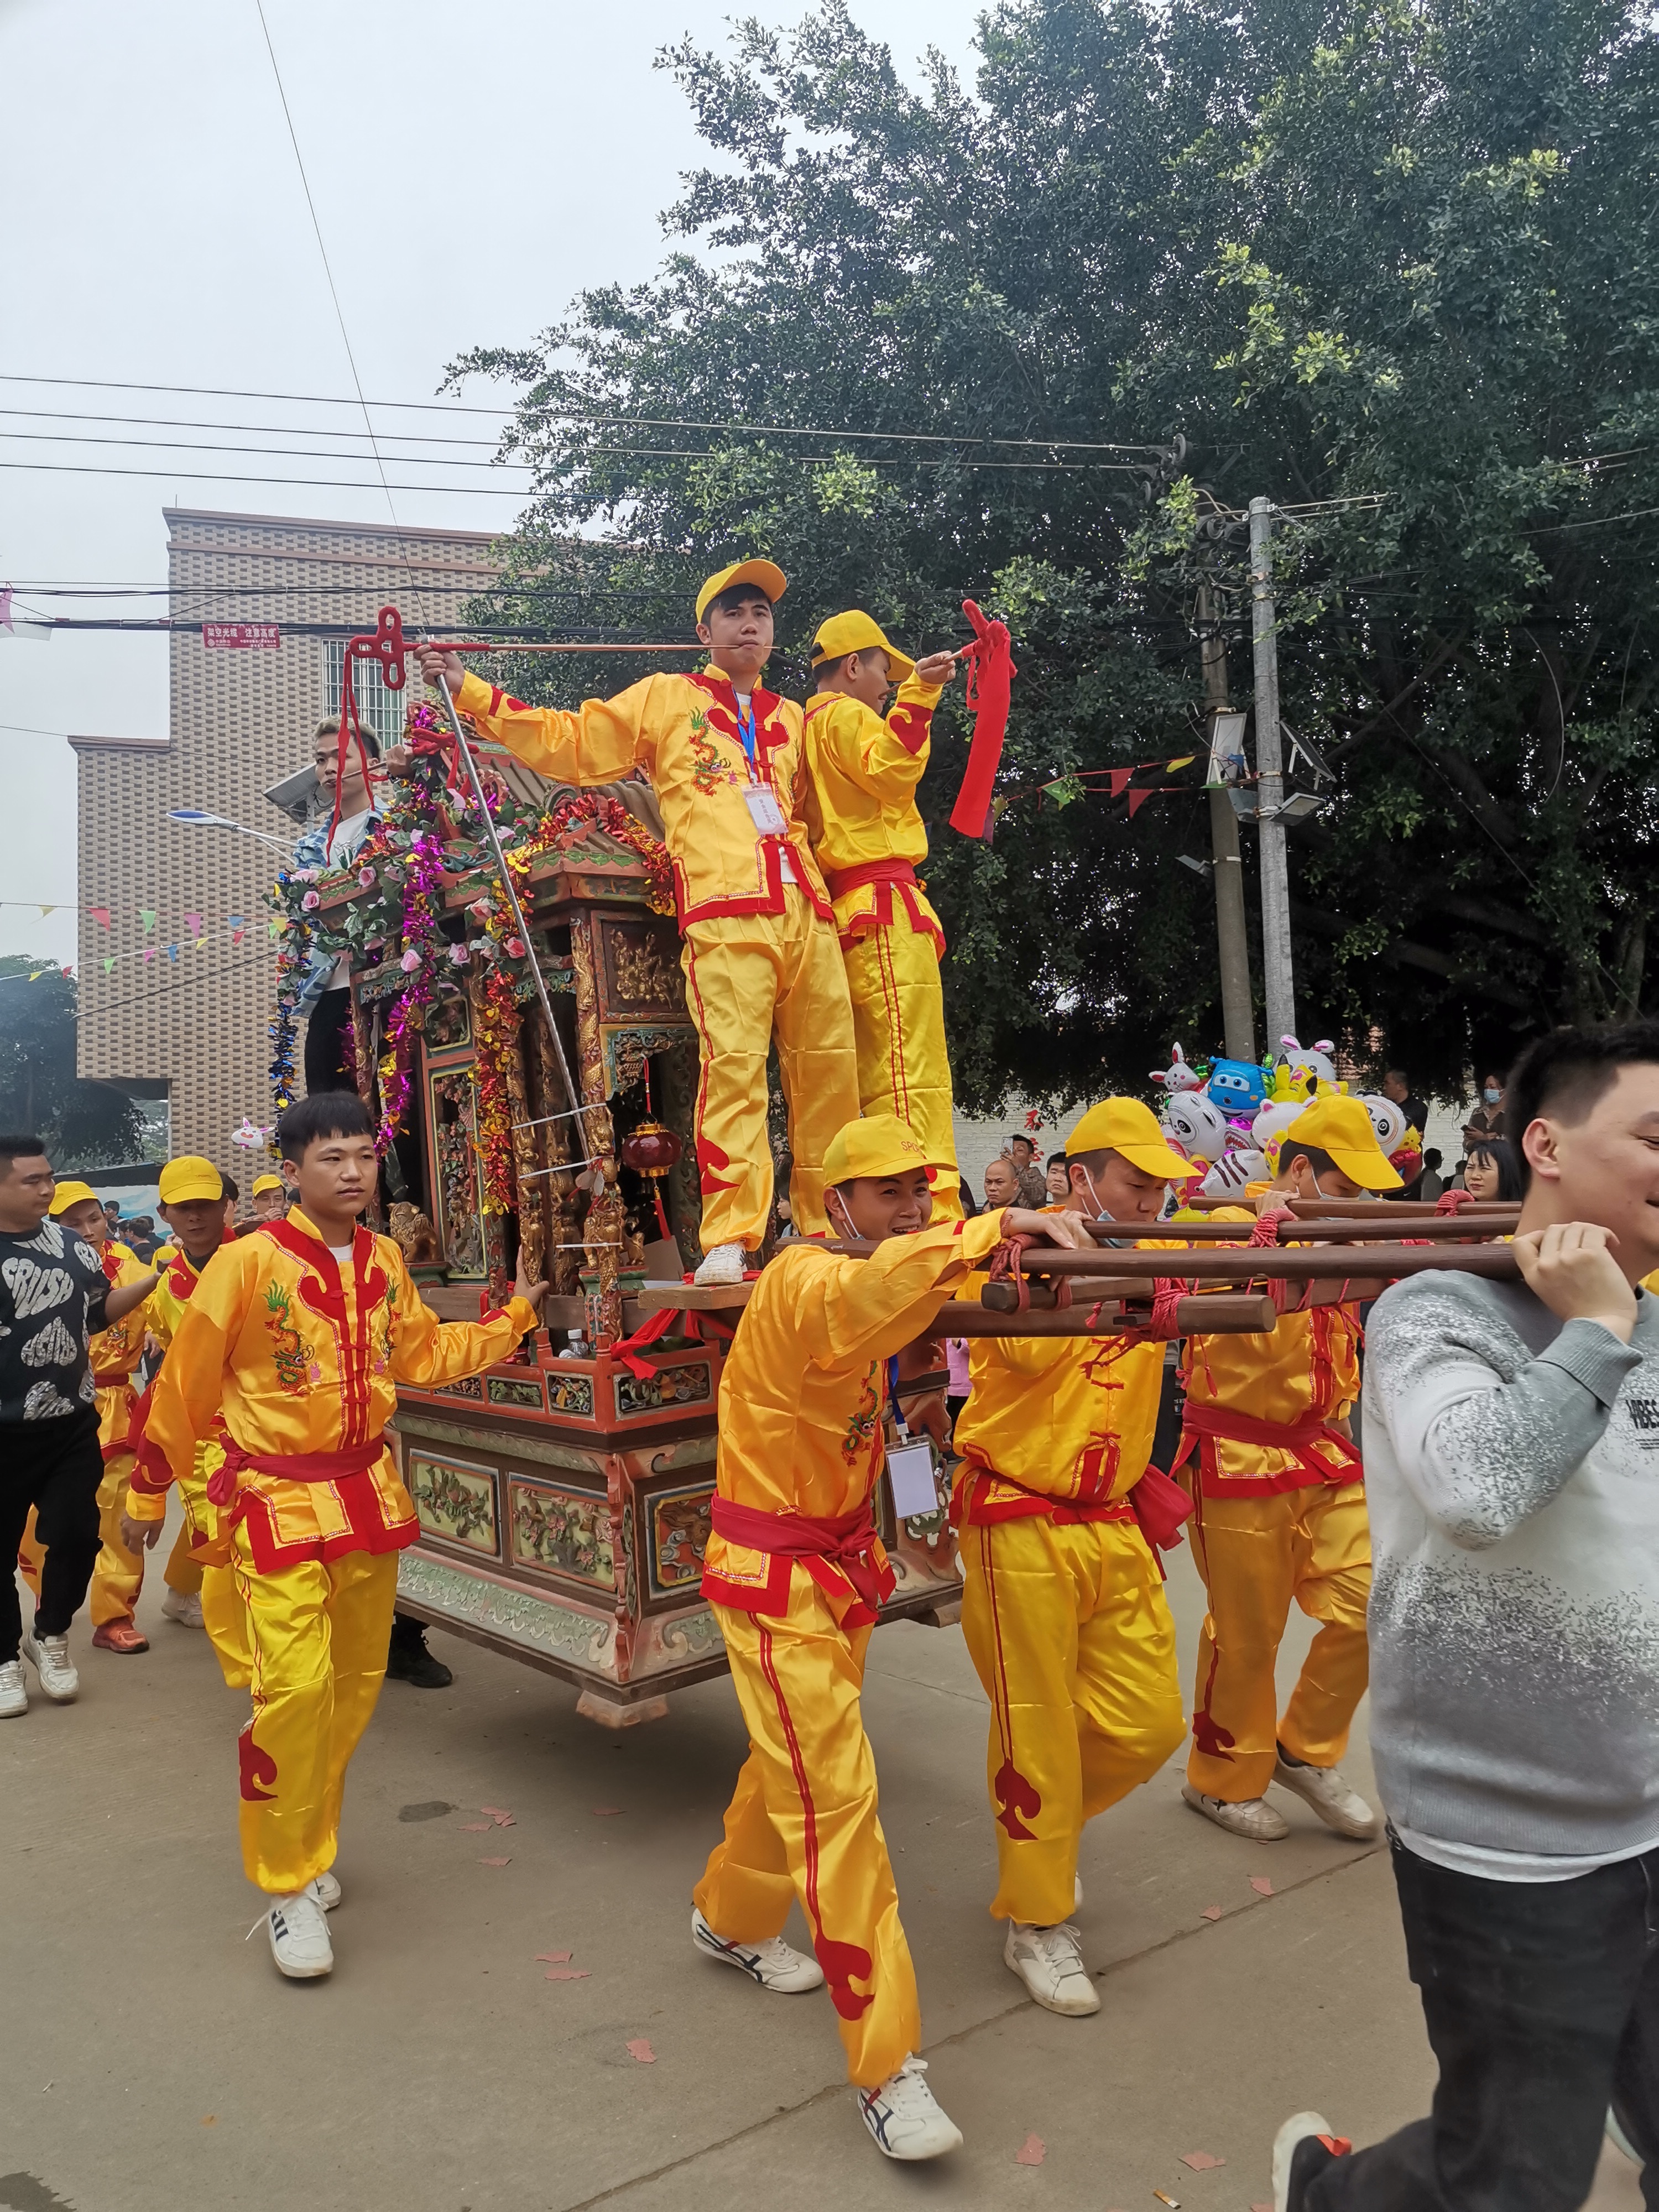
[743,784,789,836]
[886,1439,940,1519]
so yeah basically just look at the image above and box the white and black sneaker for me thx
[22,1629,78,1703]
[858,2055,963,2161]
[691,1907,823,1991]
[265,1890,334,1979]
[1272,2111,1353,2210]
[1003,1918,1100,2015]
[0,1658,26,1718]
[309,1869,342,1912]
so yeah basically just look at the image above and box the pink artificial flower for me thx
[358,865,377,888]
[301,889,321,912]
[504,936,526,959]
[448,943,471,967]
[400,948,422,973]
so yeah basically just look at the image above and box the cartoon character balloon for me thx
[1356,1095,1406,1156]
[1160,1090,1230,1167]
[1150,1044,1205,1094]
[1207,1056,1268,1122]
[1276,1034,1338,1097]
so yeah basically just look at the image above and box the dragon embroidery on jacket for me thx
[841,1364,881,1466]
[687,709,738,795]
[264,1280,320,1394]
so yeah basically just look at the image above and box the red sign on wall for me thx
[202,622,280,649]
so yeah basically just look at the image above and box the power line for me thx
[82,949,271,1016]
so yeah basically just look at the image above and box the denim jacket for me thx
[293,811,378,1018]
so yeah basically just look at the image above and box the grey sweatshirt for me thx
[1362,1271,1659,1859]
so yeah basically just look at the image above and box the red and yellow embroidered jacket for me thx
[453,666,832,929]
[129,1211,536,1572]
[88,1239,152,1460]
[802,677,946,952]
[701,1211,1005,1615]
[1176,1201,1361,1493]
[953,1328,1165,1520]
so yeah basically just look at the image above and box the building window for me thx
[322,640,406,754]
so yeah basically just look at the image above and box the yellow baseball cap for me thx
[695,559,787,623]
[48,1180,100,1217]
[808,611,916,685]
[158,1155,224,1206]
[1281,1093,1404,1189]
[252,1172,285,1196]
[823,1113,946,1187]
[1066,1098,1199,1181]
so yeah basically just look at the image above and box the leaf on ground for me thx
[1249,1875,1274,1897]
[481,1803,512,1818]
[1180,2152,1225,2171]
[593,1805,624,1816]
[1252,2201,1275,2210]
[201,2115,216,2126]
[491,1811,515,1826]
[535,1950,572,1964]
[1200,1905,1223,1921]
[479,1855,512,1867]
[545,1967,591,1981]
[1014,2133,1046,2166]
[626,2037,656,2063]
[460,1821,492,1832]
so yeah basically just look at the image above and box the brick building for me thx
[74,508,499,1163]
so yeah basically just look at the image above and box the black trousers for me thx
[0,1407,104,1658]
[1308,1832,1659,2212]
[303,985,356,1097]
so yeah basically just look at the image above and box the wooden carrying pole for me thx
[999,1243,1522,1285]
[633,1281,1279,1335]
[1082,1213,1519,1244]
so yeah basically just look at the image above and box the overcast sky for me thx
[0,0,980,966]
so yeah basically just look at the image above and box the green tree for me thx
[451,0,1659,1108]
[0,957,145,1165]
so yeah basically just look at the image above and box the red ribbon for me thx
[709,1497,891,1615]
[948,598,1016,838]
[606,1302,681,1380]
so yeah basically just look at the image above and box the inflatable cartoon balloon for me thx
[1150,1044,1205,1094]
[1160,1089,1230,1167]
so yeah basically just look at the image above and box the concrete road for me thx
[3,1514,1642,2212]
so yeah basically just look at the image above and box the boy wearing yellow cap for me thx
[691,1112,1086,2161]
[125,1154,254,1684]
[1175,1091,1397,1845]
[802,613,962,1209]
[953,1099,1192,2016]
[16,1182,159,1654]
[251,1172,289,1222]
[124,1094,547,1981]
[414,564,859,1285]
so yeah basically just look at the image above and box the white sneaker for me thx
[1272,2110,1350,2210]
[1003,1918,1100,2016]
[1274,1756,1379,1839]
[309,1870,342,1912]
[692,1241,747,1286]
[161,1588,205,1629]
[266,1890,334,1978]
[1074,1872,1083,1910]
[0,1659,26,1718]
[22,1629,78,1703]
[1182,1782,1290,1840]
[857,2055,962,2161]
[691,1907,823,1991]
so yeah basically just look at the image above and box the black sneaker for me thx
[386,1617,453,1689]
[1272,2111,1352,2211]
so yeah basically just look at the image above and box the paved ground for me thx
[3,1507,1641,2212]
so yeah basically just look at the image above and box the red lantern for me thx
[622,1119,682,1239]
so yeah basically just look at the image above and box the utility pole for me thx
[1196,585,1255,1062]
[1249,496,1296,1048]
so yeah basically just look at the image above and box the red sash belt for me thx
[1177,1401,1361,1489]
[953,1463,1192,1556]
[709,1496,893,1615]
[208,1434,387,1509]
[823,857,917,901]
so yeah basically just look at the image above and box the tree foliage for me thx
[0,958,146,1166]
[451,0,1659,1109]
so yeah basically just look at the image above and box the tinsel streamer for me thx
[268,905,302,1117]
[472,963,521,1215]
[374,828,446,1154]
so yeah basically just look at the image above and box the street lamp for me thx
[167,808,293,855]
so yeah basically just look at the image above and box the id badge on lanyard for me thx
[884,1355,940,1517]
[735,696,789,837]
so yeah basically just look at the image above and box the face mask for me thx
[1484,1087,1501,1104]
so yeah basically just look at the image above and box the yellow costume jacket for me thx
[802,677,946,951]
[130,1211,537,1574]
[454,667,833,930]
[953,1323,1165,1526]
[701,1211,1005,1621]
[90,1238,151,1459]
[132,1235,235,1496]
[1176,1202,1361,1495]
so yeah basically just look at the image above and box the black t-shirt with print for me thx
[0,1218,110,1423]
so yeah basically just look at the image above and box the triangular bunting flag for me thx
[232,929,245,947]
[102,958,114,974]
[143,948,154,964]
[1109,766,1135,800]
[166,943,178,963]
[184,913,201,934]
[88,907,111,930]
[1127,788,1155,818]
[39,904,54,917]
[1166,755,1196,771]
[140,909,156,933]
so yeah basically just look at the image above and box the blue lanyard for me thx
[886,1355,908,1437]
[735,695,758,773]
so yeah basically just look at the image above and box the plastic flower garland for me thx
[375,826,447,1153]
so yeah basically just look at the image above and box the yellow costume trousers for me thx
[681,891,859,1250]
[1182,1479,1371,1802]
[961,1516,1185,1926]
[178,1449,253,1690]
[232,1533,399,1894]
[163,1526,204,1600]
[842,921,959,1219]
[694,1574,919,2089]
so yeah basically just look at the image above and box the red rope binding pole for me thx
[328,606,406,848]
[948,598,1016,838]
